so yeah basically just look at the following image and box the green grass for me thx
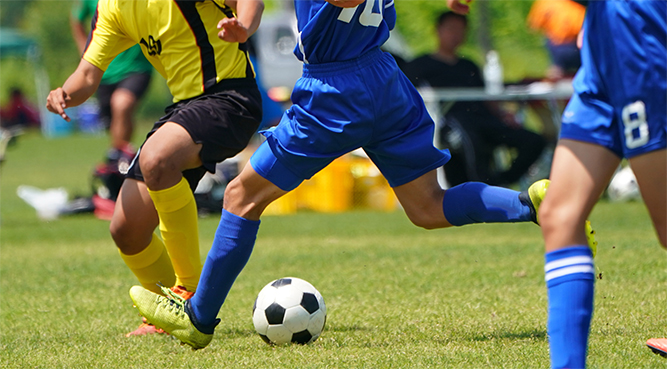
[1,131,665,368]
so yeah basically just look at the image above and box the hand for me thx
[217,17,249,43]
[45,87,72,122]
[447,0,473,14]
[326,0,365,8]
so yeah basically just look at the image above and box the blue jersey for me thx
[294,0,396,64]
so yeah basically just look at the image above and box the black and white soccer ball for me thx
[252,277,326,345]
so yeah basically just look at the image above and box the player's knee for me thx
[538,199,578,238]
[138,150,172,188]
[223,177,262,217]
[404,208,442,230]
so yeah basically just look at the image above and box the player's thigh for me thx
[139,123,203,176]
[629,149,667,247]
[392,169,450,229]
[110,178,159,254]
[541,139,620,249]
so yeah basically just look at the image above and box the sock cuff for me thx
[545,245,594,287]
[221,209,260,231]
[119,233,166,269]
[442,182,482,226]
[148,177,193,213]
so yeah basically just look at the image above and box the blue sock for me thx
[442,182,532,226]
[545,246,595,369]
[189,210,260,330]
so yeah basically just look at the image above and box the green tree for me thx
[395,0,550,81]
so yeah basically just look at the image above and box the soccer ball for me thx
[252,277,327,345]
[607,166,641,202]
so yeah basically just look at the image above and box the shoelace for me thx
[159,285,186,317]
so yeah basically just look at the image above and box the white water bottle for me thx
[484,50,504,95]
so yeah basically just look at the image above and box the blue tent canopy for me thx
[0,27,39,58]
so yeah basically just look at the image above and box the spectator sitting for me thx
[404,11,546,188]
[0,87,41,129]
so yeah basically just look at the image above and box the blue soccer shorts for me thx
[250,48,450,191]
[560,1,666,159]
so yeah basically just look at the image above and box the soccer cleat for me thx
[125,285,194,337]
[129,285,213,349]
[647,338,667,357]
[520,179,598,257]
[519,179,550,224]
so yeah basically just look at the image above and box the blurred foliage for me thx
[393,0,550,81]
[0,1,30,28]
[2,0,551,115]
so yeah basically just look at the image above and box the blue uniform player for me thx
[450,0,666,367]
[129,0,596,349]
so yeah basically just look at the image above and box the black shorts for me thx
[97,72,152,128]
[126,79,262,190]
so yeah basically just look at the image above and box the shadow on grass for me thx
[470,328,546,342]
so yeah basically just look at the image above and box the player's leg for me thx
[187,160,288,330]
[138,122,204,292]
[393,171,533,230]
[538,139,620,369]
[628,149,667,248]
[110,178,175,293]
[109,88,137,150]
[109,73,151,151]
[130,148,290,348]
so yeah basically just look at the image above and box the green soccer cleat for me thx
[129,285,213,349]
[520,179,598,258]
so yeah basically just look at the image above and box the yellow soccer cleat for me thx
[585,220,597,258]
[520,179,598,257]
[126,285,194,337]
[129,285,215,349]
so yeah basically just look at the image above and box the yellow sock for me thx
[119,233,175,294]
[148,177,202,292]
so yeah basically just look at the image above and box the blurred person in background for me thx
[0,87,40,129]
[71,0,153,173]
[527,0,585,81]
[404,11,546,188]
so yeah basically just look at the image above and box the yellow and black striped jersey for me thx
[84,0,254,102]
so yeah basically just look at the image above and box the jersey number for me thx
[622,101,650,149]
[337,0,383,27]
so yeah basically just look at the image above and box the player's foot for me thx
[125,285,194,337]
[647,338,667,357]
[126,317,165,337]
[129,285,215,349]
[520,179,598,257]
[519,179,549,224]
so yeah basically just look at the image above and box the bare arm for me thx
[218,0,265,43]
[447,0,473,14]
[46,59,103,122]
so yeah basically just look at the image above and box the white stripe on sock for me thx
[545,265,595,282]
[545,255,593,273]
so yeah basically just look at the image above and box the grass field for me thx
[1,131,665,368]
